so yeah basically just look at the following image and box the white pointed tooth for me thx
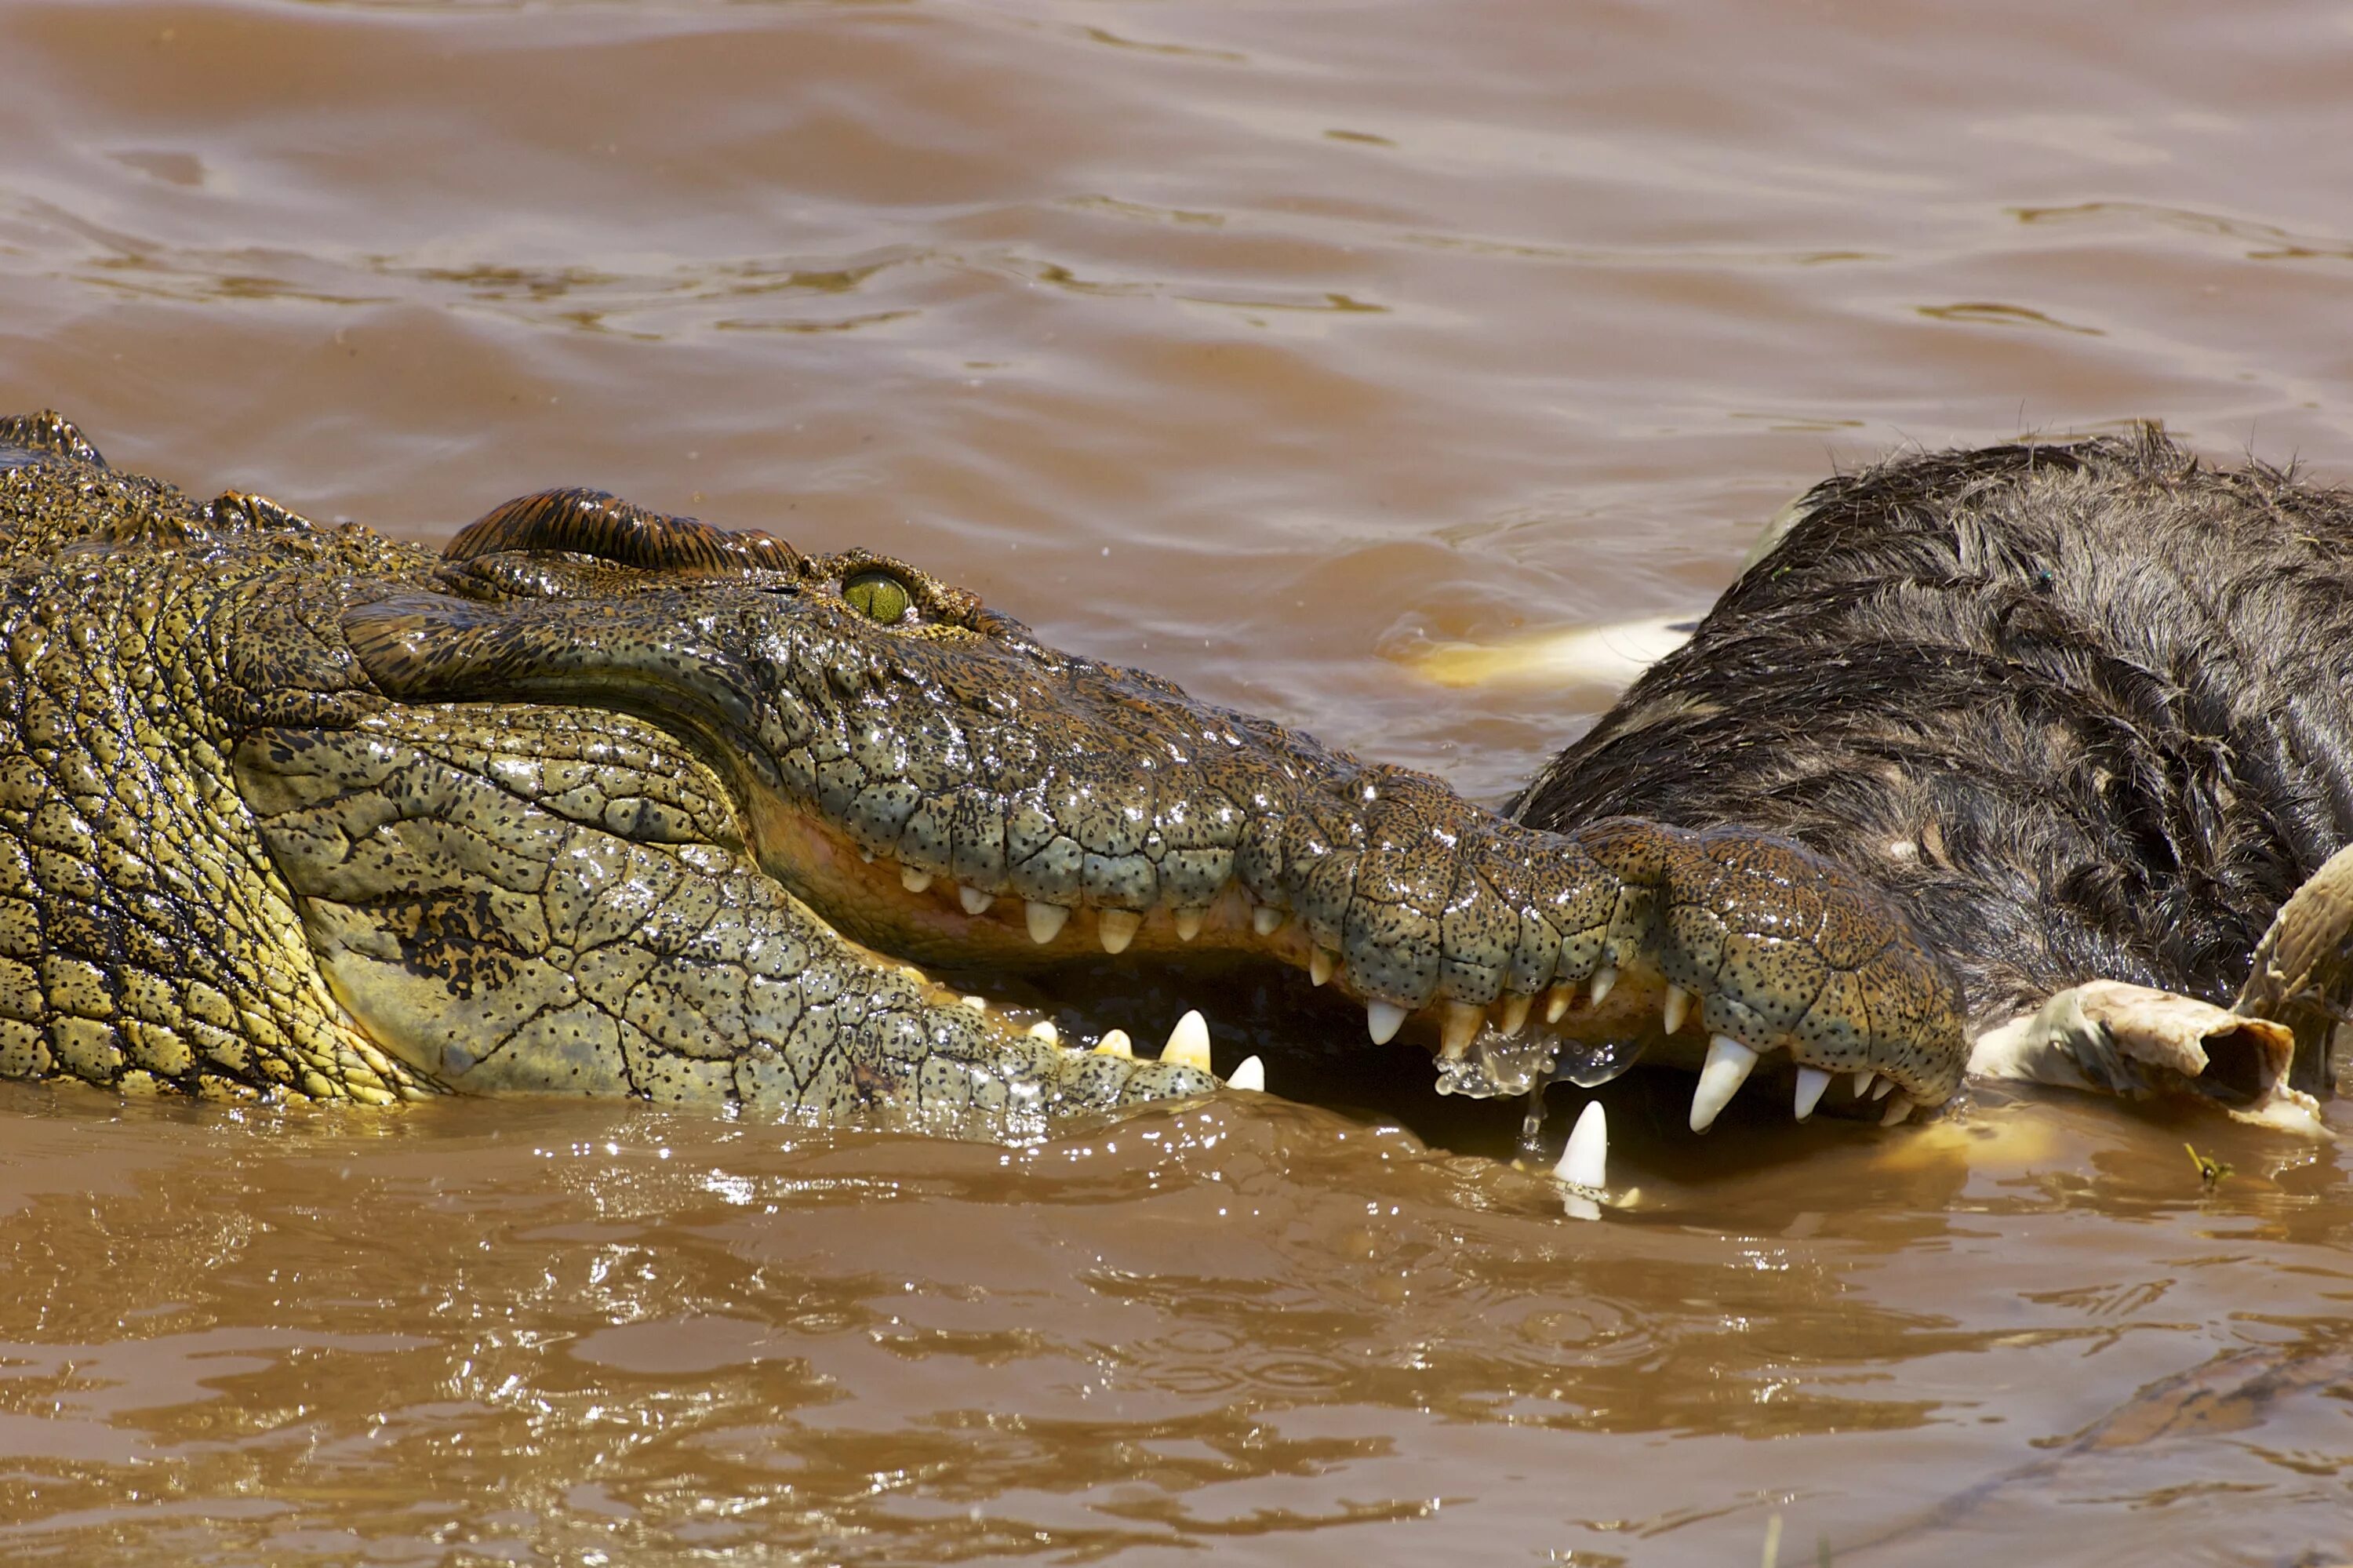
[960,995,987,1012]
[1096,908,1142,954]
[860,849,875,864]
[1309,948,1337,988]
[958,885,995,915]
[1662,984,1691,1036]
[1251,906,1286,937]
[901,867,933,893]
[1689,1033,1759,1133]
[1555,1099,1608,1190]
[1439,1002,1485,1060]
[1026,900,1071,944]
[1027,1020,1060,1043]
[1226,1054,1266,1092]
[1094,1028,1133,1058]
[1870,1075,1896,1101]
[1852,1070,1875,1099]
[1881,1094,1913,1126]
[1498,992,1533,1036]
[1793,1065,1831,1121]
[1366,1001,1409,1046]
[1173,909,1205,942]
[1162,1009,1211,1071]
[1589,966,1617,1008]
[1544,984,1574,1024]
[1563,1193,1602,1221]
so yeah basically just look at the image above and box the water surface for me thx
[2,0,2351,1561]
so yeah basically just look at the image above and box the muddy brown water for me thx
[5,1,2353,1563]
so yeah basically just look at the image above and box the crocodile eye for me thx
[842,569,912,625]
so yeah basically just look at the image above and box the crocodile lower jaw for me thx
[758,804,1934,1136]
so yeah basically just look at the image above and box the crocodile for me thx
[0,410,2336,1145]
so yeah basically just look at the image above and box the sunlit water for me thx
[2,0,2352,1561]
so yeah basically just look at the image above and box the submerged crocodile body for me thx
[0,412,2336,1142]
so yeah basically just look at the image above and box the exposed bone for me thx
[2233,839,2353,1094]
[1498,993,1533,1036]
[1227,1054,1266,1092]
[1096,909,1142,954]
[901,868,933,893]
[958,886,994,915]
[1310,948,1337,988]
[1173,909,1205,942]
[1251,906,1286,937]
[1590,966,1617,1009]
[1094,1028,1133,1058]
[1663,983,1691,1036]
[1439,1002,1484,1060]
[1367,1001,1408,1046]
[1026,901,1070,944]
[1163,1010,1211,1070]
[1689,1033,1758,1132]
[1793,1065,1831,1120]
[1970,979,2313,1131]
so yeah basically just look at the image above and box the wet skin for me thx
[0,411,1966,1137]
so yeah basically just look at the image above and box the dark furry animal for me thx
[1514,430,2353,1040]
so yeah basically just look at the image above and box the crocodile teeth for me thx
[1689,1033,1758,1133]
[1544,984,1574,1024]
[1793,1065,1831,1121]
[1227,1054,1266,1092]
[1439,1002,1484,1060]
[1589,966,1617,1009]
[1852,1069,1875,1099]
[1251,906,1286,937]
[1162,1009,1211,1071]
[1555,1099,1607,1189]
[1026,901,1071,944]
[1880,1094,1913,1126]
[1096,909,1142,954]
[1366,1001,1408,1046]
[960,995,987,1011]
[1094,1028,1133,1058]
[1173,909,1205,942]
[1309,948,1337,987]
[1870,1075,1896,1101]
[1027,1020,1060,1044]
[958,886,994,915]
[1498,992,1533,1036]
[901,868,933,893]
[1662,984,1691,1035]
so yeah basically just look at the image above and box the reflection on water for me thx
[3,0,2353,1560]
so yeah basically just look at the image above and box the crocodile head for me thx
[329,487,1966,1132]
[0,414,1967,1140]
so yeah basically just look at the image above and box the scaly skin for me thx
[0,412,1967,1133]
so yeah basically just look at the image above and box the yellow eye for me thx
[842,569,912,624]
